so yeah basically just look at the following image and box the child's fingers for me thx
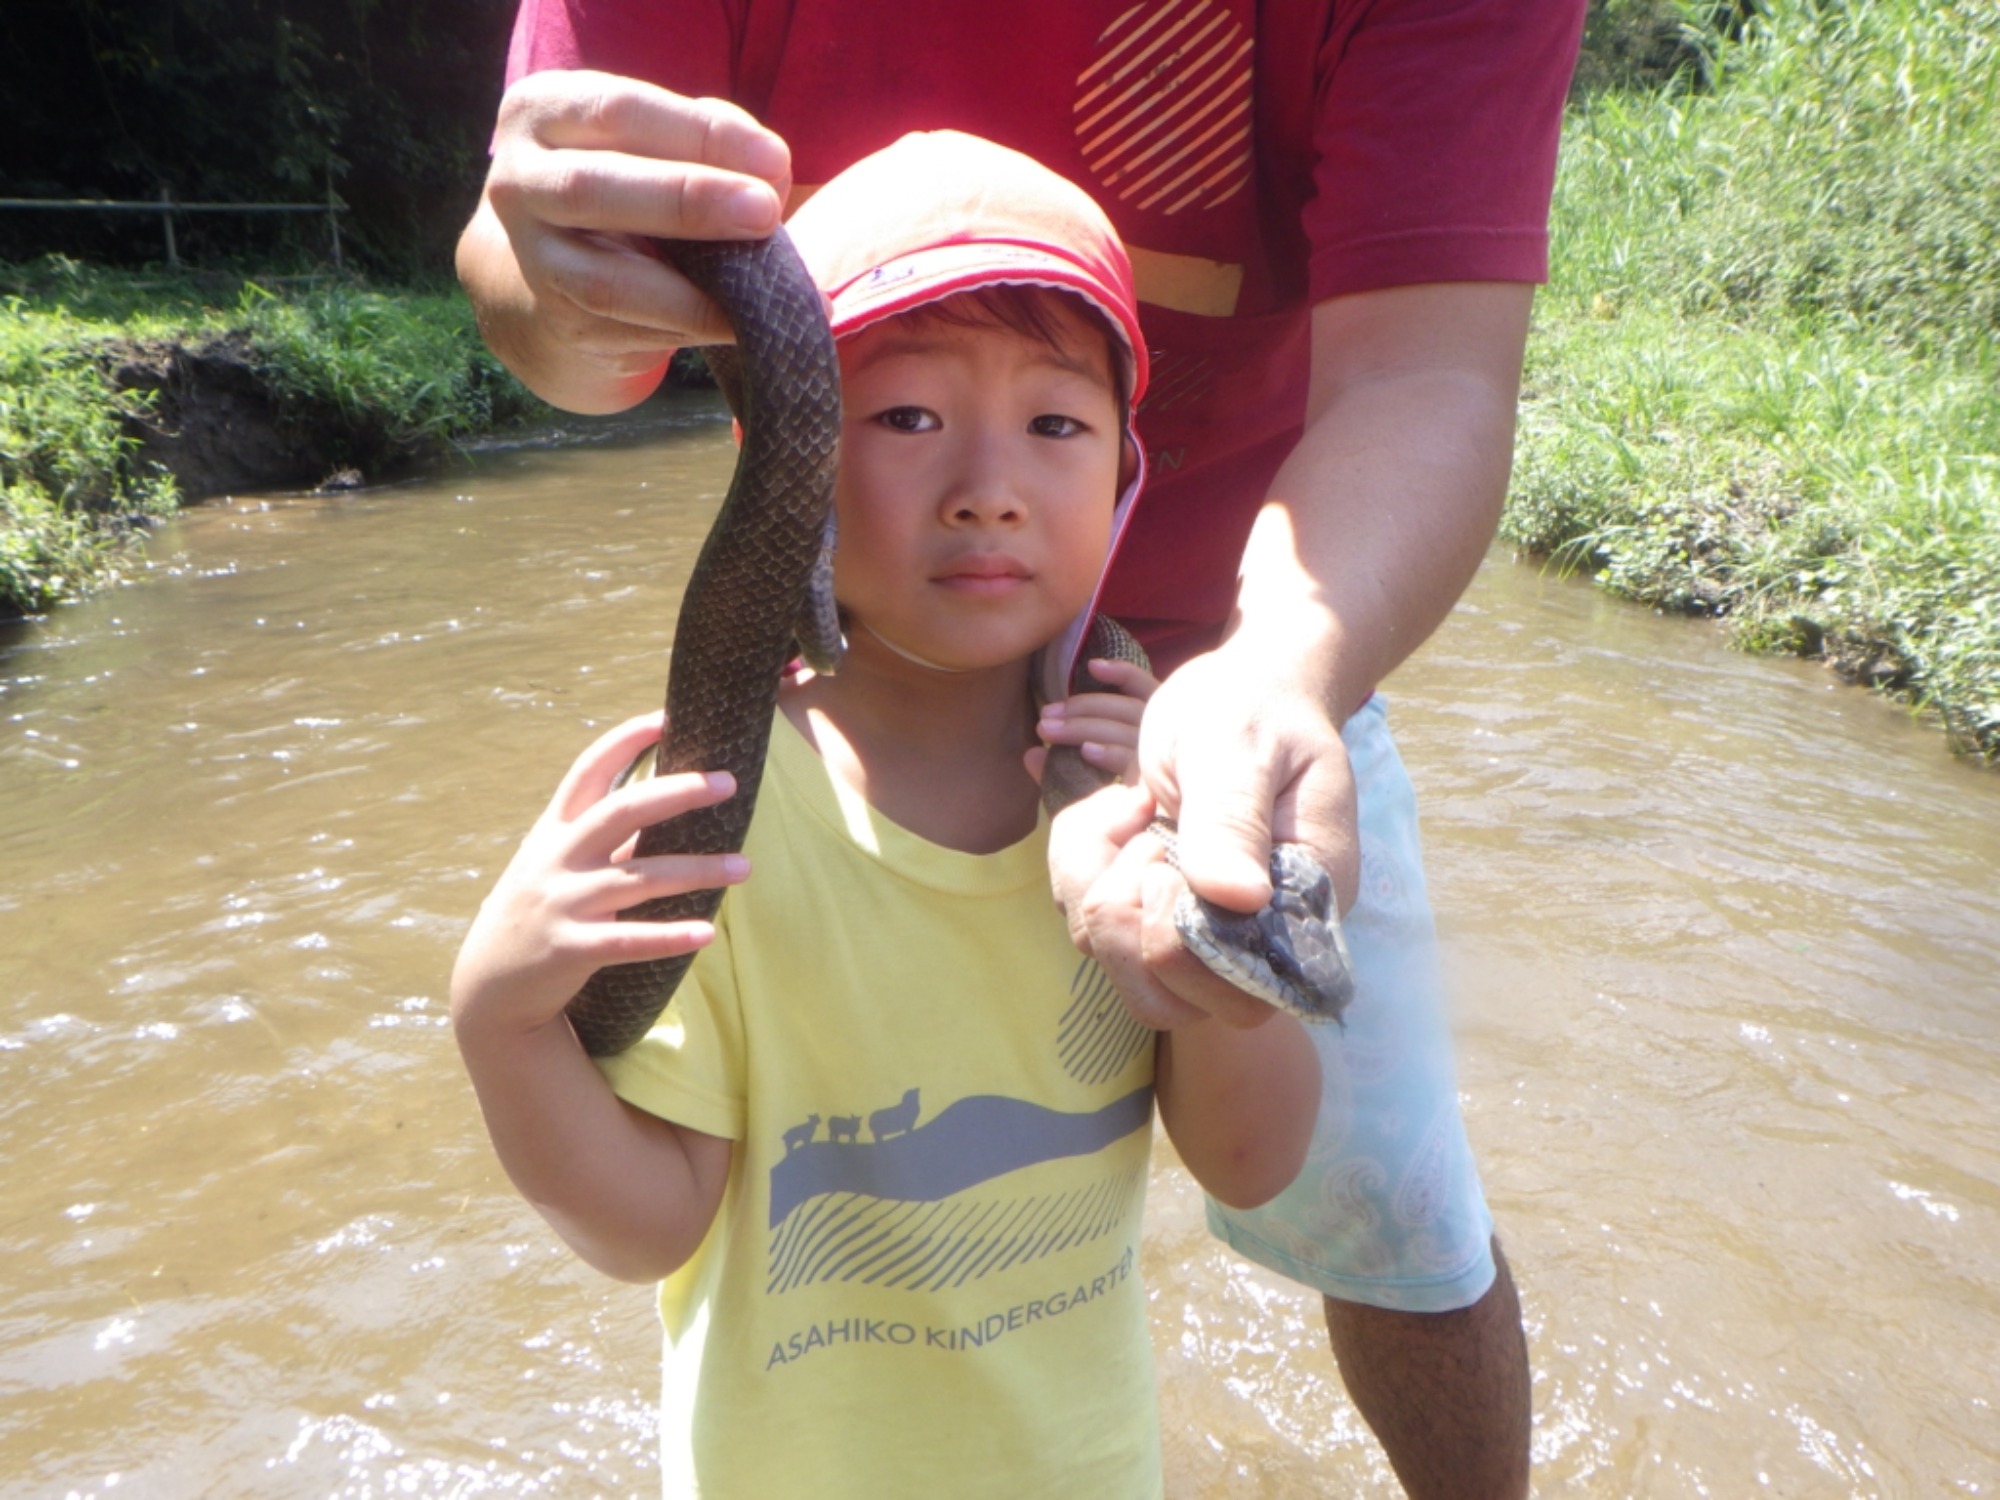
[1084,657,1160,699]
[1039,692,1143,745]
[1031,736,1138,786]
[1059,690,1147,726]
[573,767,738,861]
[1041,708,1142,746]
[586,849,750,916]
[577,916,719,968]
[1040,695,1146,777]
[1077,740,1138,783]
[552,711,668,822]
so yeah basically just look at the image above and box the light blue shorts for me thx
[1205,696,1497,1314]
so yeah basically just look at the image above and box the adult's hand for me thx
[456,70,792,414]
[1051,280,1533,1031]
[1048,648,1358,1032]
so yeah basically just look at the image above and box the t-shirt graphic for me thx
[764,954,1152,1294]
[600,715,1163,1499]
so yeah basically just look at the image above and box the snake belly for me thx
[1041,616,1355,1026]
[562,230,841,1057]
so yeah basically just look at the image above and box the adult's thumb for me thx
[1170,768,1279,915]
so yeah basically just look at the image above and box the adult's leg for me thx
[1324,1238,1529,1500]
[1203,699,1529,1494]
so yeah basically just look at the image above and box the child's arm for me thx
[1037,659,1320,1207]
[1155,1011,1319,1209]
[450,711,747,1283]
[1051,810,1323,1206]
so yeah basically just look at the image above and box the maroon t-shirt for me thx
[507,0,1583,670]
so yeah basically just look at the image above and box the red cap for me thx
[788,130,1148,408]
[787,131,1150,700]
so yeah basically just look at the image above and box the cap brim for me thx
[826,241,1148,406]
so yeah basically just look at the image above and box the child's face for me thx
[831,293,1125,673]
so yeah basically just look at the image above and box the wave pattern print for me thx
[767,1164,1146,1295]
[1074,0,1254,216]
[1058,957,1151,1085]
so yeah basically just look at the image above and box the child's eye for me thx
[873,406,939,433]
[1029,414,1087,438]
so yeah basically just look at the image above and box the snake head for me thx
[1175,843,1353,1026]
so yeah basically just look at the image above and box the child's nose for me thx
[941,431,1025,525]
[945,490,1024,525]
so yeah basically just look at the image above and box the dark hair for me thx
[891,284,1130,419]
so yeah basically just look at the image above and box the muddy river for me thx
[3,397,1995,1496]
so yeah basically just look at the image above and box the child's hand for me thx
[450,711,750,1041]
[1027,656,1159,786]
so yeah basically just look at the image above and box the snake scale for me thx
[562,232,1350,1058]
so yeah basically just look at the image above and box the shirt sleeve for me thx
[595,919,749,1141]
[1306,0,1587,300]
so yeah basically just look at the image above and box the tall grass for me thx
[1515,0,2000,756]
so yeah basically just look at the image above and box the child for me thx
[450,131,1319,1499]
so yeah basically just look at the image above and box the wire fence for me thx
[0,186,348,270]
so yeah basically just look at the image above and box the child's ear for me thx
[1118,433,1140,493]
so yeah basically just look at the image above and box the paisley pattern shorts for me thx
[1205,696,1497,1313]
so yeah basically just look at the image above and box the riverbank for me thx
[1512,0,1998,760]
[0,258,548,616]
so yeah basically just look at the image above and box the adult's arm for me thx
[1056,279,1533,1027]
[456,70,792,413]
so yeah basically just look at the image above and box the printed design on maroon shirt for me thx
[1073,0,1253,216]
[1136,348,1217,416]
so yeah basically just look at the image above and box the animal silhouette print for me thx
[781,1113,820,1155]
[868,1088,920,1142]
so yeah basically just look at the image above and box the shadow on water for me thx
[2,403,1996,1497]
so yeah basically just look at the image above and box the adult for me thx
[457,3,1584,1495]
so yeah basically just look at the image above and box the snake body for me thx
[563,234,1349,1056]
[563,231,840,1057]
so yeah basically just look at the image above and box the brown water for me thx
[3,396,1996,1498]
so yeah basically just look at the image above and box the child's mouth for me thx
[935,556,1031,595]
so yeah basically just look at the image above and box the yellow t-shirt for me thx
[600,713,1162,1499]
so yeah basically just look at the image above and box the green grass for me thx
[0,256,535,616]
[1515,0,2000,757]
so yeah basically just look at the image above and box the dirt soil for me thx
[99,333,441,500]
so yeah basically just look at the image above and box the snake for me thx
[562,229,841,1057]
[561,231,1351,1057]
